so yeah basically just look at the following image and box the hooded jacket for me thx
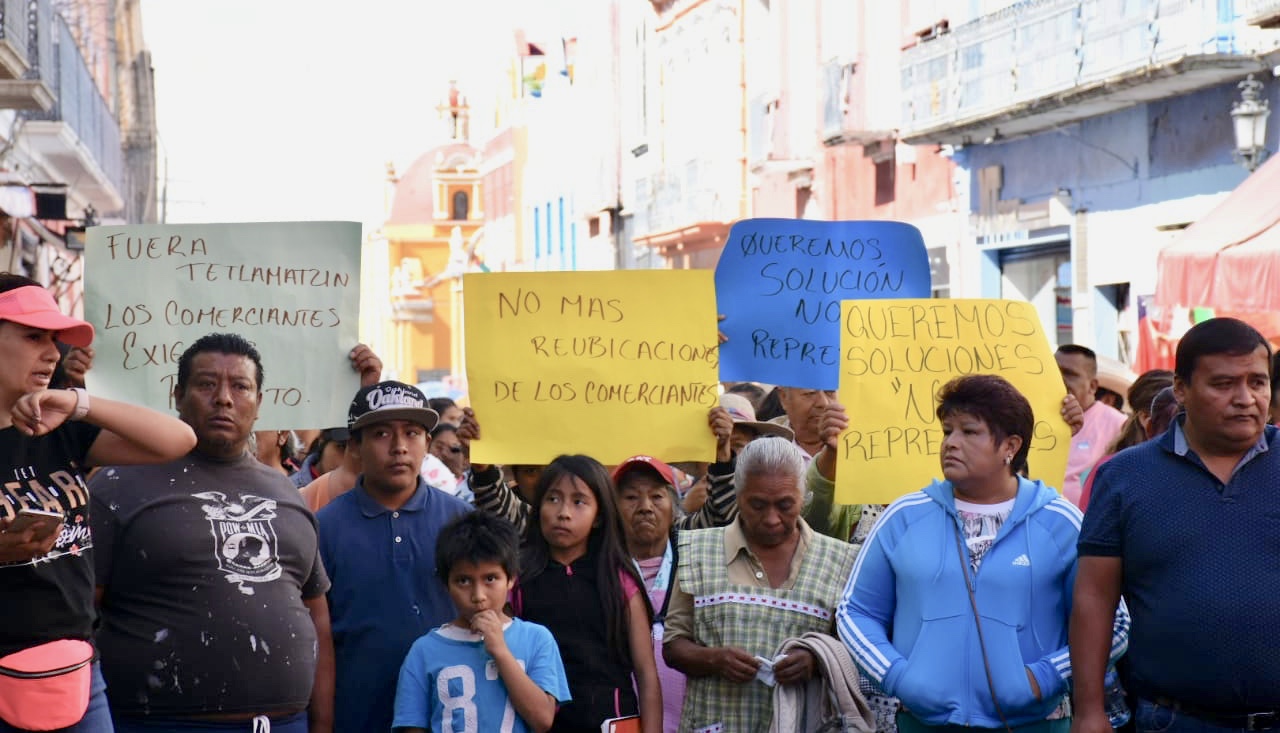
[836,477,1129,728]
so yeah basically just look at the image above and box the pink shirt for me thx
[637,555,684,733]
[1063,400,1127,507]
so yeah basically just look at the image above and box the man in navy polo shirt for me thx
[1072,317,1280,733]
[317,381,472,733]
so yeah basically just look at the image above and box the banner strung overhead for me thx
[835,298,1071,505]
[83,221,362,430]
[464,270,719,465]
[715,218,931,391]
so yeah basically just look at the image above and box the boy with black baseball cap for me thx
[315,380,472,733]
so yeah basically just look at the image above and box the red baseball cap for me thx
[612,455,676,486]
[0,286,94,347]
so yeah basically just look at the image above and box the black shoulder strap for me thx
[653,533,679,624]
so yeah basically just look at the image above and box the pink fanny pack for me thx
[0,639,93,731]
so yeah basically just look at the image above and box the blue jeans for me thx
[0,661,113,733]
[112,713,307,733]
[1135,698,1273,733]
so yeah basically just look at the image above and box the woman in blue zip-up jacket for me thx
[836,375,1129,733]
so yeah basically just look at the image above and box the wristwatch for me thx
[66,387,89,421]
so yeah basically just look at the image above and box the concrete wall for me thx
[951,78,1279,359]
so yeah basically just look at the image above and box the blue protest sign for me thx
[715,218,931,390]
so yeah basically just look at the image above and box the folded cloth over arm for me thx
[770,632,877,733]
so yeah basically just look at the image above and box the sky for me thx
[140,0,532,237]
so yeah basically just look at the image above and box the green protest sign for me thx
[83,222,361,430]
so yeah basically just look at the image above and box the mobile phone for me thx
[7,508,64,536]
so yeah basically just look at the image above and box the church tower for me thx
[379,81,484,386]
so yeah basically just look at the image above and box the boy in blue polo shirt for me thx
[393,512,570,733]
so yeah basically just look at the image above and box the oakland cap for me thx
[348,381,439,432]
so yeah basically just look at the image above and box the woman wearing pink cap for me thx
[0,274,196,733]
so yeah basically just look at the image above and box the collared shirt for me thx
[1171,418,1269,469]
[663,518,813,643]
[1080,420,1280,709]
[317,477,472,733]
[1064,400,1127,506]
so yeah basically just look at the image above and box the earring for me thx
[1003,454,1012,466]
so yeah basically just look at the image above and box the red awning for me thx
[1156,152,1280,312]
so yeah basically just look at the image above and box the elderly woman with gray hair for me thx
[615,396,795,732]
[663,437,858,732]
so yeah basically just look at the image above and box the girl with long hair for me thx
[514,454,661,733]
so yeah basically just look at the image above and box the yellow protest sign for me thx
[835,299,1070,505]
[464,270,719,465]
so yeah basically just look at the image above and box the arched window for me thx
[452,191,470,221]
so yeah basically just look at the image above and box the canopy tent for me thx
[1148,153,1280,368]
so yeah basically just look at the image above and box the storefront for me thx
[977,225,1073,348]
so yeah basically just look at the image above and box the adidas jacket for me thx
[836,477,1129,728]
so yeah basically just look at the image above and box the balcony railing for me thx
[900,0,1273,143]
[22,10,124,202]
[633,158,737,237]
[0,0,29,78]
[0,0,53,109]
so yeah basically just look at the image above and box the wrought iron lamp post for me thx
[1232,74,1270,172]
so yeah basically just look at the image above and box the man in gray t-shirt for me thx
[92,451,329,722]
[90,333,378,733]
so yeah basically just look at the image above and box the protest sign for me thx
[84,222,361,430]
[715,218,931,390]
[464,270,718,465]
[835,298,1071,505]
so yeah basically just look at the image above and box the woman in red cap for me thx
[0,273,196,733]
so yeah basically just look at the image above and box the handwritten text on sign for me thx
[835,299,1070,505]
[464,270,718,465]
[715,219,931,391]
[83,222,361,429]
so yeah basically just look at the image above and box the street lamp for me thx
[1232,74,1270,172]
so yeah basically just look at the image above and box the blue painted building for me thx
[899,0,1280,363]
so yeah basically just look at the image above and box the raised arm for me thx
[803,400,860,539]
[676,406,737,530]
[59,346,93,388]
[458,408,530,534]
[473,610,558,732]
[348,343,383,387]
[11,389,195,466]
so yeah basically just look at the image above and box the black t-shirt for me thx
[90,451,330,716]
[519,551,638,729]
[0,421,101,657]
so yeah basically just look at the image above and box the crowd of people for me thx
[0,274,1276,733]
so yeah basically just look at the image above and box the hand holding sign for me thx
[60,346,93,388]
[715,219,931,390]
